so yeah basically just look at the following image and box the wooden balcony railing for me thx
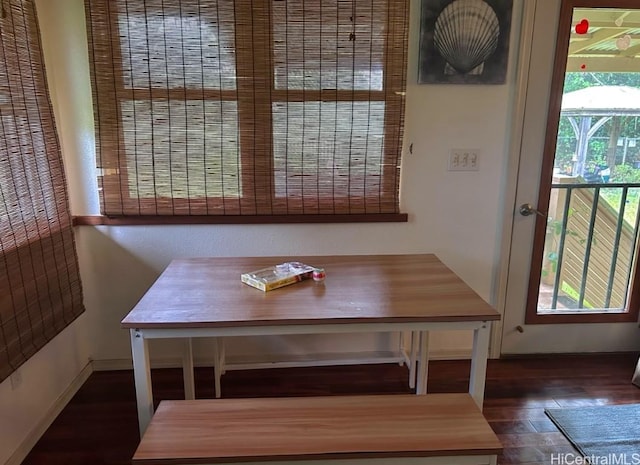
[540,176,640,312]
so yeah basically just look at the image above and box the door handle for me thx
[519,203,546,217]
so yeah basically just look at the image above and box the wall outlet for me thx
[448,149,480,171]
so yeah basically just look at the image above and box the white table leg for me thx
[213,337,222,398]
[219,338,226,375]
[415,331,429,395]
[183,338,195,400]
[131,329,154,436]
[469,322,491,409]
[409,331,419,389]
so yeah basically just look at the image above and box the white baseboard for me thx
[431,348,473,360]
[6,362,93,465]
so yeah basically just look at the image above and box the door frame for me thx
[525,0,640,324]
[492,0,542,357]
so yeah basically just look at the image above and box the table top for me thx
[133,394,502,463]
[121,254,499,329]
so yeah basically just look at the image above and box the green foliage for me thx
[560,282,593,309]
[599,184,640,227]
[564,73,640,93]
[555,118,577,168]
[610,165,640,183]
[543,209,583,278]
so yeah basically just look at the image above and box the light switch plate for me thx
[448,149,480,171]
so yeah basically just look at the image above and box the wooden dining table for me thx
[122,254,501,435]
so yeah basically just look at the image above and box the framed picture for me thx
[418,0,513,84]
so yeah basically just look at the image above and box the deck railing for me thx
[540,178,640,312]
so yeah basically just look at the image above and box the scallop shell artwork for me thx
[433,0,500,75]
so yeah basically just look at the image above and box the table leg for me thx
[409,331,419,389]
[131,329,154,436]
[183,338,195,400]
[416,331,429,395]
[469,322,491,409]
[213,338,222,398]
[219,338,226,375]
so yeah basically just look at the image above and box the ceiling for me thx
[567,8,640,72]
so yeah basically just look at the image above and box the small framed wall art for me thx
[418,0,513,84]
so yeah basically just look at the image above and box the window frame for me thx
[82,0,408,224]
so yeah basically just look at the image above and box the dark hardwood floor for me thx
[21,353,640,465]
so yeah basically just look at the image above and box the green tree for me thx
[564,73,640,93]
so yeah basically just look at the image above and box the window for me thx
[84,0,409,222]
[0,0,84,382]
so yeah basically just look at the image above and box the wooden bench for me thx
[133,394,502,465]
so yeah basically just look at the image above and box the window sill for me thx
[72,213,409,226]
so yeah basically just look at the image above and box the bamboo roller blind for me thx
[0,0,85,382]
[85,0,409,217]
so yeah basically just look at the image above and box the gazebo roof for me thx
[562,86,640,116]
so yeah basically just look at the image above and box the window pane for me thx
[272,101,385,206]
[121,100,241,198]
[119,0,237,90]
[272,0,385,91]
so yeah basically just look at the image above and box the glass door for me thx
[500,0,640,354]
[528,3,640,324]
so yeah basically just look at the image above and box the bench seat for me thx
[133,393,501,465]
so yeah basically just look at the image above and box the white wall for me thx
[0,318,91,465]
[1,0,524,460]
[47,0,522,366]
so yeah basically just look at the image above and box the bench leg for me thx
[213,337,222,398]
[409,331,419,389]
[469,322,491,409]
[183,338,195,400]
[219,338,226,375]
[131,329,154,436]
[416,330,429,395]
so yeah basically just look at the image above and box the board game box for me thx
[241,262,316,292]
